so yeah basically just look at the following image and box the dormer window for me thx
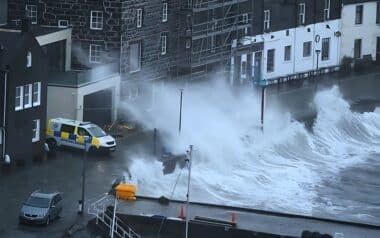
[26,51,32,68]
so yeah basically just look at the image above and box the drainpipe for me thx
[2,69,8,162]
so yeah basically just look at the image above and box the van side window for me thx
[78,128,90,136]
[60,124,75,134]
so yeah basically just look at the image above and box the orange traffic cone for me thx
[179,205,185,219]
[231,212,236,223]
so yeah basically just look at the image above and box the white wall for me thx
[259,19,341,81]
[340,1,380,61]
[47,74,120,122]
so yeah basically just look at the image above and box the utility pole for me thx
[179,89,183,134]
[185,145,193,238]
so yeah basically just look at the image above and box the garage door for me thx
[83,89,112,126]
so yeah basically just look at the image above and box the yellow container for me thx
[115,183,137,201]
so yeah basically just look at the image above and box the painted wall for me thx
[340,1,380,61]
[258,19,341,81]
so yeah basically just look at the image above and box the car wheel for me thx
[88,146,97,154]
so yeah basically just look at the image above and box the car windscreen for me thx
[87,126,107,138]
[25,196,50,208]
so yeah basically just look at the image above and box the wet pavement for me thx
[0,130,155,238]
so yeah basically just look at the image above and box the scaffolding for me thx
[176,0,253,81]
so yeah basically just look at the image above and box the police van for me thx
[46,118,116,153]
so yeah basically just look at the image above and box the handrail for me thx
[88,195,141,238]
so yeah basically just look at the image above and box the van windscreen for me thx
[87,126,107,137]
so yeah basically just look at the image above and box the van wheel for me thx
[88,146,97,154]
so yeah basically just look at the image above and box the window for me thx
[241,61,247,76]
[242,13,249,35]
[284,45,291,61]
[161,34,167,55]
[186,39,191,49]
[324,0,330,21]
[354,39,362,59]
[303,41,312,57]
[58,20,69,28]
[267,49,275,73]
[89,44,101,63]
[355,5,363,24]
[78,128,90,137]
[162,3,168,22]
[264,10,270,32]
[129,42,141,72]
[24,84,32,109]
[137,9,143,28]
[32,119,40,142]
[298,3,305,25]
[90,11,103,30]
[60,124,75,134]
[26,51,32,68]
[32,82,41,107]
[321,37,330,61]
[15,86,24,111]
[25,5,37,24]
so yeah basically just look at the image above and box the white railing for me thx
[88,195,141,238]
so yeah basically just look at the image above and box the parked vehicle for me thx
[19,191,63,225]
[46,118,116,153]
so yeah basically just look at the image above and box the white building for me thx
[340,0,380,62]
[260,19,341,83]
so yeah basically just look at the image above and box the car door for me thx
[60,124,76,147]
[77,127,91,150]
[49,196,58,219]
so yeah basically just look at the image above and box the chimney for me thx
[21,18,30,33]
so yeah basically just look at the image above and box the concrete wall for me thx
[340,1,380,61]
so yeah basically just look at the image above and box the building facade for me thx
[0,28,48,165]
[232,0,344,85]
[340,0,380,63]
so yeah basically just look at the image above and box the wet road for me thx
[0,131,155,238]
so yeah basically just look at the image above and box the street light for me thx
[315,49,321,91]
[178,89,184,134]
[315,49,321,74]
[78,140,90,215]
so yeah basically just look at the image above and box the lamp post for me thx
[178,89,183,134]
[185,145,193,238]
[78,141,89,215]
[315,49,321,91]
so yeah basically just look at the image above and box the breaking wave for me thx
[124,84,380,224]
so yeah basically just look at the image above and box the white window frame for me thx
[298,3,305,25]
[32,119,40,143]
[137,9,143,28]
[24,84,32,109]
[162,3,168,22]
[324,0,330,21]
[185,39,191,49]
[89,44,101,63]
[303,41,312,57]
[25,5,37,24]
[161,34,167,55]
[26,51,32,68]
[32,82,41,107]
[129,42,142,73]
[264,10,270,32]
[90,11,103,30]
[284,45,291,61]
[322,37,330,61]
[15,86,24,111]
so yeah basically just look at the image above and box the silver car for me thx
[19,191,63,225]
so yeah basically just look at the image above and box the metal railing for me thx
[88,195,141,238]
